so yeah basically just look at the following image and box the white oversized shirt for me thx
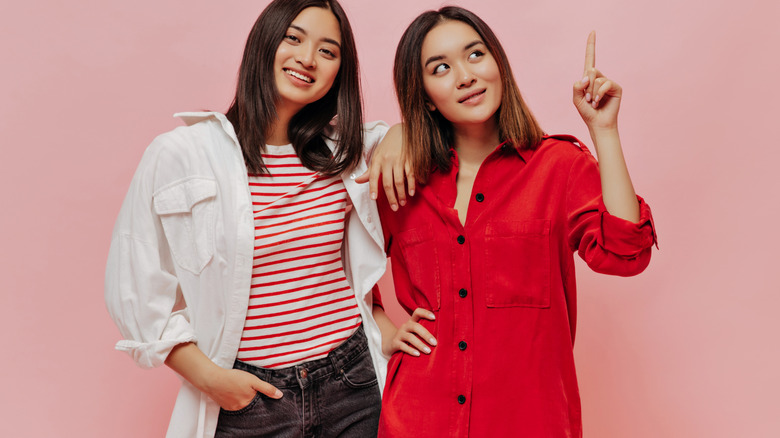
[104,112,389,438]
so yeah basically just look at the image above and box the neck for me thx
[266,104,300,146]
[452,117,501,166]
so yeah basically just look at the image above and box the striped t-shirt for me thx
[236,144,362,369]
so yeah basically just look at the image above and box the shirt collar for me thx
[448,140,535,165]
[174,111,241,149]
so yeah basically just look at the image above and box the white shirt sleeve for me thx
[104,136,197,369]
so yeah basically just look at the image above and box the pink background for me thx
[1,0,778,436]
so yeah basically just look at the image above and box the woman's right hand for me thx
[165,342,283,411]
[204,367,283,411]
[382,308,437,357]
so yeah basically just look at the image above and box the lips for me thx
[458,89,486,104]
[284,68,314,84]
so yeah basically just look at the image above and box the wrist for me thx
[195,361,225,395]
[588,124,619,137]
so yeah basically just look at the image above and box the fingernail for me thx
[585,93,591,102]
[423,347,431,354]
[429,313,435,320]
[594,94,600,102]
[413,350,420,356]
[409,189,415,196]
[592,101,598,108]
[391,204,398,211]
[274,389,283,398]
[581,76,589,84]
[399,200,406,206]
[429,338,437,346]
[370,192,377,200]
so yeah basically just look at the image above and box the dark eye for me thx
[284,34,300,43]
[433,63,450,75]
[468,50,484,60]
[319,47,338,59]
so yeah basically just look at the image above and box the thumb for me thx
[354,169,369,184]
[252,377,283,399]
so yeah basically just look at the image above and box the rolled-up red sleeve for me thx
[566,148,657,276]
[371,284,384,309]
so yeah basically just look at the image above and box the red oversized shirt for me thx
[376,135,656,438]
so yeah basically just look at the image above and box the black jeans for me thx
[215,325,381,437]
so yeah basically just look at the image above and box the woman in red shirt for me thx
[371,6,657,437]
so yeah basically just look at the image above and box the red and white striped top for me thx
[237,144,362,369]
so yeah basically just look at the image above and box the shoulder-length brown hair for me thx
[393,6,544,182]
[226,0,363,176]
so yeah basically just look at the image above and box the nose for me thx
[456,67,476,89]
[295,44,316,69]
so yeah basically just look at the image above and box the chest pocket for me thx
[153,178,217,275]
[395,226,441,311]
[483,219,551,308]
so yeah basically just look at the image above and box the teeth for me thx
[285,69,313,83]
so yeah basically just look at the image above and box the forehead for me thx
[421,20,482,59]
[290,7,341,42]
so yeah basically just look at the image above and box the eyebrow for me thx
[289,24,341,49]
[424,40,485,67]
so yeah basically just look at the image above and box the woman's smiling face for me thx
[420,20,502,129]
[273,6,342,117]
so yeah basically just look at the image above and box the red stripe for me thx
[254,229,342,251]
[251,267,343,288]
[238,322,361,353]
[256,154,298,159]
[254,239,342,261]
[251,257,340,278]
[264,163,308,168]
[249,181,302,187]
[239,335,352,363]
[253,248,340,269]
[255,210,345,231]
[250,277,343,296]
[247,286,351,310]
[252,172,316,178]
[254,199,344,220]
[243,304,359,331]
[255,189,346,210]
[245,295,354,320]
[251,179,342,204]
[238,321,361,351]
[254,219,344,241]
[241,314,360,342]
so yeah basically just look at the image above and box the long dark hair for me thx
[393,6,544,182]
[226,0,363,176]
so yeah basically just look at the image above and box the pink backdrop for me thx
[2,0,778,436]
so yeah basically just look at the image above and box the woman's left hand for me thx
[573,31,621,131]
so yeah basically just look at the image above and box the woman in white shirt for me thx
[104,1,398,436]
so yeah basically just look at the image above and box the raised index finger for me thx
[584,31,596,73]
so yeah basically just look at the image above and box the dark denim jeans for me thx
[215,325,381,437]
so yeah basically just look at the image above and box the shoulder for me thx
[533,134,596,165]
[322,119,390,144]
[145,117,228,161]
[135,116,234,187]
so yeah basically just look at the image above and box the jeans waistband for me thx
[232,324,370,389]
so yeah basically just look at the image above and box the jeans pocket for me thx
[219,392,262,416]
[339,351,379,389]
[153,177,217,274]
